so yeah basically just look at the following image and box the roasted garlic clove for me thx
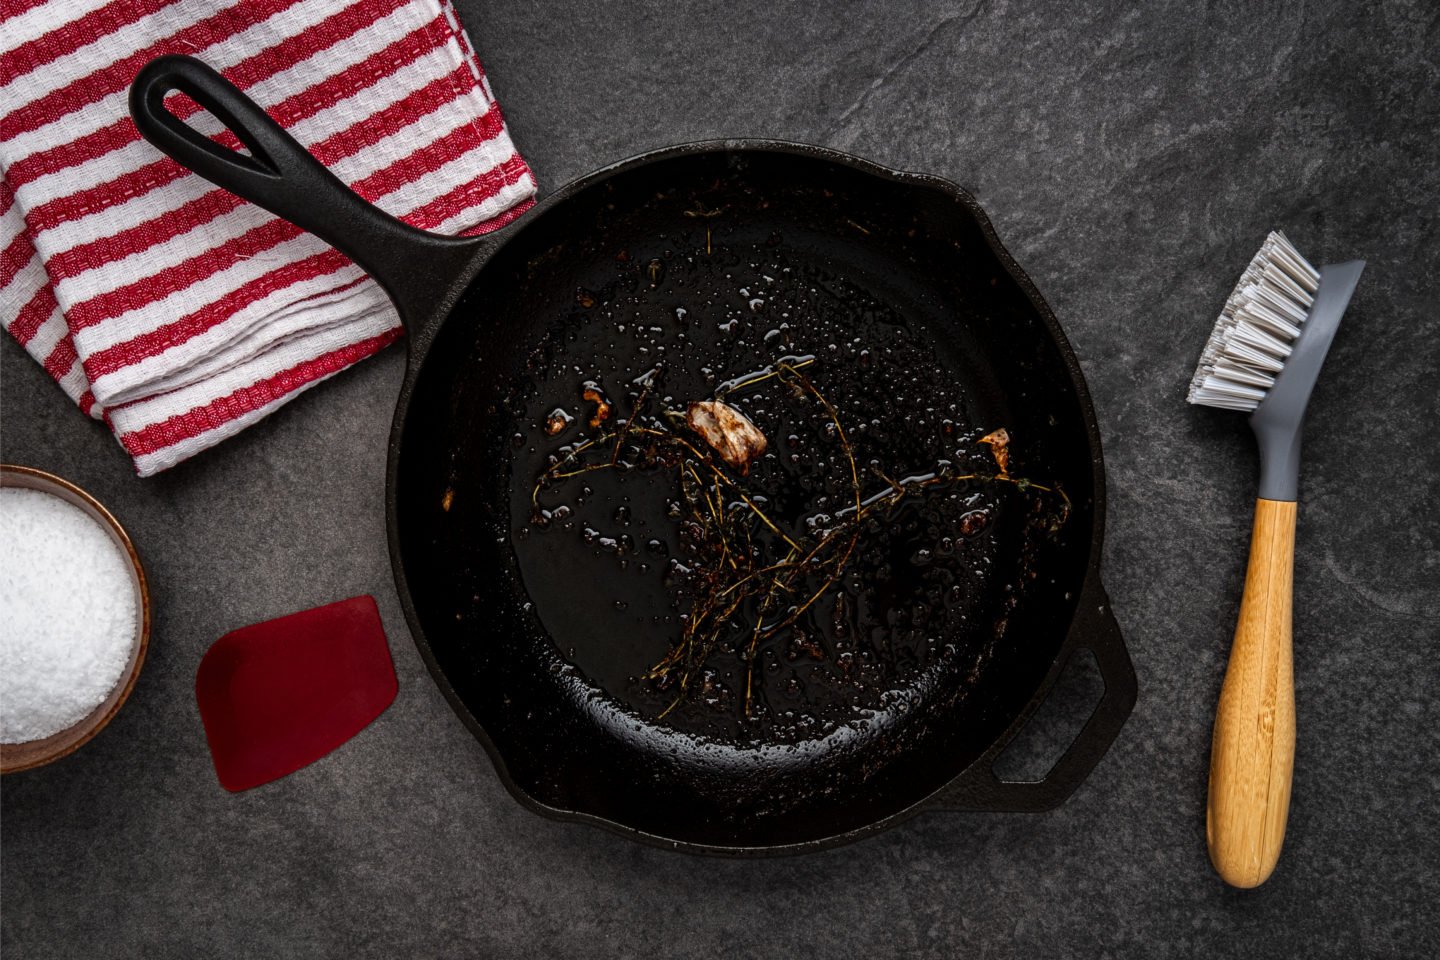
[686,400,768,474]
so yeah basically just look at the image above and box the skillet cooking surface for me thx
[395,150,1095,847]
[509,201,1025,742]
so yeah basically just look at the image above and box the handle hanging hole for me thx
[159,89,256,159]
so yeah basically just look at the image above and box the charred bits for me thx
[958,508,992,537]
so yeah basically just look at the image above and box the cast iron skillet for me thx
[131,55,1136,855]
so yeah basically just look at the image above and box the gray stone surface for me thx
[3,0,1438,956]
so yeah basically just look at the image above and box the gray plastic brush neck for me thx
[1250,260,1366,501]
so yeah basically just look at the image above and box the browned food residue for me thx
[685,400,768,475]
[958,508,991,537]
[545,408,574,436]
[978,428,1010,475]
[582,382,611,429]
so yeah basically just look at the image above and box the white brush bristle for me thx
[1187,231,1321,411]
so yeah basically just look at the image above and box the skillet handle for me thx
[928,574,1137,812]
[129,55,479,327]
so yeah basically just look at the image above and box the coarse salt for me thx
[1,487,137,744]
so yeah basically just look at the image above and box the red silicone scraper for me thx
[196,595,397,791]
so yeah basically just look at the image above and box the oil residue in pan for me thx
[507,221,1042,745]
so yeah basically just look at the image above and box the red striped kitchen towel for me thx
[0,0,535,476]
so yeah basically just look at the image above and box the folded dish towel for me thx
[1,0,535,476]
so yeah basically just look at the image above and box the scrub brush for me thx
[1187,232,1364,888]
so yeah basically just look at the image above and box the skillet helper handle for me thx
[129,55,476,325]
[930,576,1136,812]
[1207,497,1296,888]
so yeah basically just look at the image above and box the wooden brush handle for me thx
[1207,497,1297,888]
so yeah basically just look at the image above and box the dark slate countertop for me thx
[3,1,1437,956]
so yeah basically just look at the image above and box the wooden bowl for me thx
[0,465,151,774]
